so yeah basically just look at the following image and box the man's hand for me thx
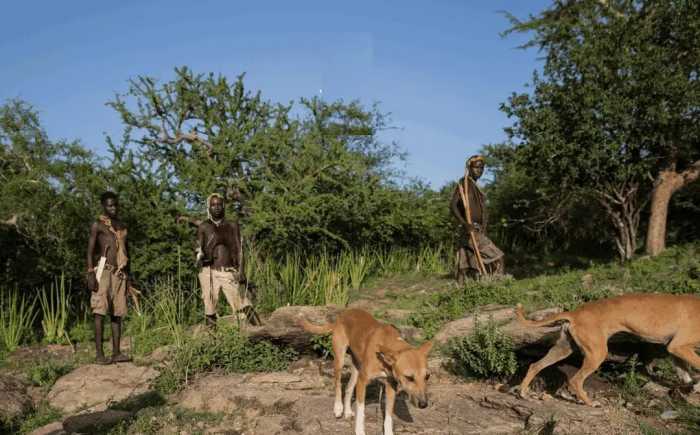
[472,222,482,232]
[87,271,98,292]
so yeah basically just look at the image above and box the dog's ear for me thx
[418,340,433,355]
[377,345,397,367]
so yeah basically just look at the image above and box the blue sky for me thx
[1,0,549,188]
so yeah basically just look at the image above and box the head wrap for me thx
[206,193,224,222]
[466,155,485,166]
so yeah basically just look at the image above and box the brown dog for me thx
[300,308,432,435]
[515,293,700,406]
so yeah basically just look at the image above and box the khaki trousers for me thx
[199,267,252,316]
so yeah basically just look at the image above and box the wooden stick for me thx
[458,177,487,275]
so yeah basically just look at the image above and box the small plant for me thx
[310,333,333,359]
[447,315,518,379]
[0,288,38,352]
[27,360,74,390]
[620,355,646,399]
[17,402,62,434]
[38,273,71,344]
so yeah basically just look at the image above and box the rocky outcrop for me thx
[0,374,33,423]
[47,363,158,413]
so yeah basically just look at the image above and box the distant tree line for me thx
[2,1,699,291]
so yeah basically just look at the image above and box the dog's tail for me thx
[299,318,334,334]
[515,304,573,327]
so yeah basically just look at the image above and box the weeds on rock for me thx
[155,323,297,394]
[26,360,74,391]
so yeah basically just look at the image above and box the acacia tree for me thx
[503,0,700,260]
[108,67,404,254]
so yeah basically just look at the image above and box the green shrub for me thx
[68,319,93,343]
[16,403,62,434]
[447,315,518,379]
[155,324,297,394]
[310,333,333,359]
[27,361,74,390]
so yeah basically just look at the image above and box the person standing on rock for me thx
[86,191,132,364]
[196,193,259,328]
[450,155,504,283]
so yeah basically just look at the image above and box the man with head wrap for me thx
[196,193,258,327]
[450,155,504,283]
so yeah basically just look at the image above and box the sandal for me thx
[111,353,132,363]
[95,355,112,365]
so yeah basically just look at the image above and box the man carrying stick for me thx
[450,155,504,284]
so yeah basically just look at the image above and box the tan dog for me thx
[300,308,433,435]
[516,293,700,406]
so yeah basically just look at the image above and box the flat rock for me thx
[28,421,66,435]
[0,374,33,423]
[47,363,159,413]
[63,409,133,433]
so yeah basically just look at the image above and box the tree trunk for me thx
[595,181,644,262]
[646,160,700,256]
[645,170,682,256]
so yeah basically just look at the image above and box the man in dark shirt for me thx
[196,193,256,327]
[450,155,504,283]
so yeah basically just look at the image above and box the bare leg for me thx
[519,329,573,397]
[111,316,131,362]
[94,314,109,364]
[343,363,359,419]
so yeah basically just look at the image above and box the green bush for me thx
[155,324,297,394]
[447,315,518,379]
[13,403,62,435]
[27,361,74,390]
[310,334,333,359]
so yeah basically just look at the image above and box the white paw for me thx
[343,409,355,419]
[334,401,343,418]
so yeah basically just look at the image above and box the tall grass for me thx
[339,249,374,291]
[244,244,452,311]
[0,288,38,352]
[38,273,71,344]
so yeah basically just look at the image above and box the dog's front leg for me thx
[383,381,396,435]
[344,364,359,419]
[354,375,368,435]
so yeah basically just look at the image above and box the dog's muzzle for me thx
[418,399,428,409]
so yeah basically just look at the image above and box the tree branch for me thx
[1,214,18,227]
[159,130,214,158]
[681,159,700,186]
